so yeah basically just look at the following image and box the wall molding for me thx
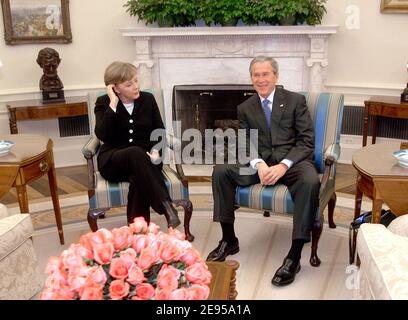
[325,81,405,106]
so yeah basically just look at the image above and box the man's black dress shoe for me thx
[271,257,301,286]
[206,240,239,262]
[162,201,181,228]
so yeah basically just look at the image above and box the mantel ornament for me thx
[37,47,65,104]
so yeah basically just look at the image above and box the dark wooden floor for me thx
[0,163,357,205]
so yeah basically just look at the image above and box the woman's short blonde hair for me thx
[104,61,137,86]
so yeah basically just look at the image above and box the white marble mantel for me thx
[121,25,338,126]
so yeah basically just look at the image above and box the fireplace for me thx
[171,84,256,162]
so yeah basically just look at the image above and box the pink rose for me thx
[40,287,74,300]
[157,264,180,291]
[67,274,87,292]
[120,248,137,261]
[132,234,150,253]
[111,227,133,251]
[89,228,113,246]
[187,284,210,300]
[44,269,67,290]
[147,222,160,234]
[167,228,186,240]
[61,249,85,270]
[70,243,93,260]
[109,280,129,300]
[127,264,145,286]
[93,242,114,265]
[155,289,171,300]
[169,288,188,300]
[185,263,212,285]
[179,248,200,266]
[129,217,148,234]
[136,283,155,300]
[45,256,62,275]
[80,286,103,300]
[159,240,181,263]
[109,258,130,280]
[137,247,157,270]
[87,266,107,286]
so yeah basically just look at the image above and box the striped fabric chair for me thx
[82,89,194,241]
[235,92,344,267]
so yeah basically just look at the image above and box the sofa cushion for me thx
[0,214,34,260]
[357,223,408,299]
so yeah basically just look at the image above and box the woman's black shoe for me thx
[162,201,181,228]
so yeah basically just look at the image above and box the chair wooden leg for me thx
[310,215,323,267]
[173,199,195,242]
[87,208,107,232]
[328,192,337,229]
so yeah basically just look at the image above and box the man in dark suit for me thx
[206,56,319,286]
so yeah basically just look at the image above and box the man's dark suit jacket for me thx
[237,87,315,167]
[94,91,165,171]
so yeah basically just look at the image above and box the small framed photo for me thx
[381,0,408,13]
[1,0,72,45]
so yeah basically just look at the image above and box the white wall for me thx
[323,0,408,103]
[0,0,407,166]
[0,0,139,94]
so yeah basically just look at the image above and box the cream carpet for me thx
[32,209,354,300]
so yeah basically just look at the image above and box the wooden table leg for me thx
[350,176,363,264]
[372,187,383,224]
[371,115,377,145]
[354,177,363,220]
[15,184,29,213]
[362,105,369,147]
[47,151,64,245]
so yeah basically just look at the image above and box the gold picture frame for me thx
[1,0,72,45]
[381,0,408,13]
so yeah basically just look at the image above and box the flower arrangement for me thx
[40,218,212,300]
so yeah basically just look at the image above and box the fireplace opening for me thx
[172,84,257,163]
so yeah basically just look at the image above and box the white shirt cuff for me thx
[109,105,117,112]
[280,159,293,169]
[250,158,265,170]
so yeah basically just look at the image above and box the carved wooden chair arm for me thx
[319,143,340,197]
[82,136,101,190]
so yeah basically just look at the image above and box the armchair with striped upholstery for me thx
[82,89,194,241]
[235,92,344,266]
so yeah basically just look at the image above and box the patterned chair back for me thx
[299,92,344,174]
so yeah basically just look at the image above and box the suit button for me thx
[129,129,133,133]
[129,119,133,123]
[129,138,133,142]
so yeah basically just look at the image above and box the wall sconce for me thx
[0,59,3,68]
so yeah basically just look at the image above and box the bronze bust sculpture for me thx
[37,47,65,103]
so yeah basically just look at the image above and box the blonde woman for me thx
[94,61,180,227]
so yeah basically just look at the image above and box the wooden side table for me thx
[0,134,64,244]
[363,96,408,146]
[350,142,408,263]
[207,260,239,300]
[6,96,88,134]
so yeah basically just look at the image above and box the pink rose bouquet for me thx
[40,218,212,300]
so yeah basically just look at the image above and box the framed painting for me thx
[381,0,408,13]
[1,0,72,45]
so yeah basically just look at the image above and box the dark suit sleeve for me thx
[285,94,315,163]
[94,95,121,144]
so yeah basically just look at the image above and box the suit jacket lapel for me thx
[271,88,285,143]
